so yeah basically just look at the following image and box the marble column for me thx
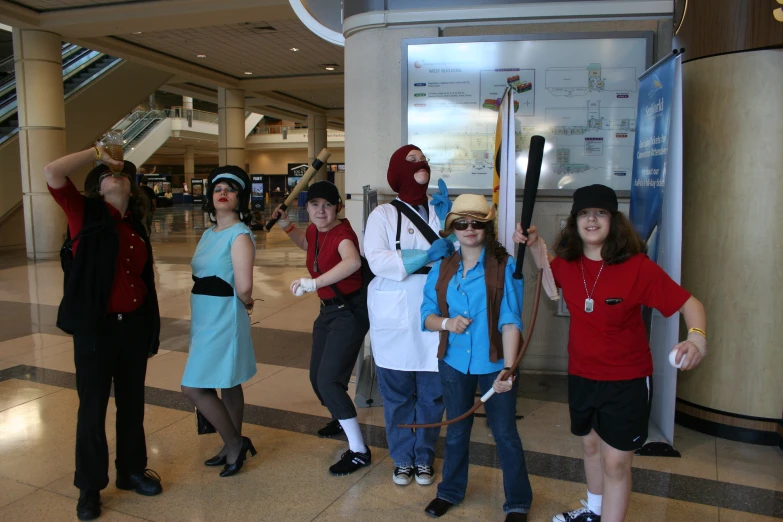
[184,144,195,188]
[13,28,67,260]
[218,88,245,167]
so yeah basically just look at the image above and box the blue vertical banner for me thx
[629,53,684,451]
[630,55,676,263]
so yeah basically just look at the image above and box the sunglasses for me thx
[98,171,129,184]
[453,220,487,231]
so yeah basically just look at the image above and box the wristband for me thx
[441,318,448,331]
[93,146,101,160]
[688,327,706,339]
[283,223,295,234]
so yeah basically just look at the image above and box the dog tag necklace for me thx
[580,256,604,313]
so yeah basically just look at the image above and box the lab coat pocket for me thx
[369,289,408,330]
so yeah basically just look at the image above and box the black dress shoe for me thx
[425,497,453,518]
[204,454,227,467]
[76,490,101,521]
[116,469,162,496]
[220,436,257,478]
[505,513,528,522]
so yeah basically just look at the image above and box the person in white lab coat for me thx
[364,144,454,487]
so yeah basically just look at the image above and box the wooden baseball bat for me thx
[265,148,331,231]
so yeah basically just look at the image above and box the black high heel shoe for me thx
[220,437,257,477]
[204,454,227,467]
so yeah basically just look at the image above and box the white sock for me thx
[587,490,602,516]
[339,418,367,454]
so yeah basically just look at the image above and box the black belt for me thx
[412,266,431,275]
[320,290,362,308]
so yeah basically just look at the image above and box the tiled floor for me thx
[0,207,781,521]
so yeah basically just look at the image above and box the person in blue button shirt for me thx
[420,194,533,522]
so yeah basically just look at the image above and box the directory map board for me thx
[403,33,652,191]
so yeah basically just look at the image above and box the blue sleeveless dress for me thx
[182,222,257,388]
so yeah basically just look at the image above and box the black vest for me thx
[57,197,160,355]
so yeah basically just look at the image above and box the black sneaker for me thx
[329,447,371,476]
[116,469,163,496]
[76,490,100,521]
[553,500,601,522]
[393,465,414,485]
[317,419,344,438]
[415,464,435,485]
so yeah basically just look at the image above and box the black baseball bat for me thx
[513,135,545,279]
[265,148,331,231]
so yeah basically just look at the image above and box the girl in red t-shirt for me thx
[272,181,372,477]
[513,184,707,522]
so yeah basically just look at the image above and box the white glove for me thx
[291,277,317,296]
[277,217,291,229]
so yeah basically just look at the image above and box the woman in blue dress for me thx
[181,166,258,478]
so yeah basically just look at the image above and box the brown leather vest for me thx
[435,251,509,362]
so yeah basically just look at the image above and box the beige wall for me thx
[247,149,344,175]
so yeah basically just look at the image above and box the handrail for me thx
[122,110,167,150]
[62,50,103,83]
[168,106,218,124]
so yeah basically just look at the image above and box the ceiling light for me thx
[132,31,142,35]
[290,47,299,52]
[325,66,335,71]
[197,54,207,58]
[244,72,253,75]
[323,64,339,71]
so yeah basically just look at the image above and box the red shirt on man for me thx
[305,220,362,300]
[49,177,148,314]
[551,253,690,381]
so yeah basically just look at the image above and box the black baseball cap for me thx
[571,184,618,215]
[306,181,340,205]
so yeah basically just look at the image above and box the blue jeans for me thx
[376,366,444,467]
[437,359,532,514]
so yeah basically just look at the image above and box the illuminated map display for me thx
[403,34,651,191]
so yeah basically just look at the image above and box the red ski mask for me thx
[387,144,430,207]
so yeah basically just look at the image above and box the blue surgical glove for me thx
[401,249,429,274]
[426,237,455,262]
[431,178,452,225]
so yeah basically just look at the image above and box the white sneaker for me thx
[414,464,435,485]
[553,500,601,522]
[393,465,414,486]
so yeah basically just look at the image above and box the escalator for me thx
[0,43,121,144]
[0,43,174,248]
[122,110,167,152]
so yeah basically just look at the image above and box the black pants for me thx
[310,296,369,420]
[73,310,150,491]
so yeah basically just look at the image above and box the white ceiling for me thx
[1,0,346,118]
[7,0,130,10]
[119,18,344,79]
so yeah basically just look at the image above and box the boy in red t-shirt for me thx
[513,184,707,522]
[272,181,371,476]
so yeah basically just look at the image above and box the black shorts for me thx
[568,374,653,451]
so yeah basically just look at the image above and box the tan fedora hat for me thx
[441,194,496,236]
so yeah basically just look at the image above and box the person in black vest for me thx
[419,195,533,521]
[45,145,162,521]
